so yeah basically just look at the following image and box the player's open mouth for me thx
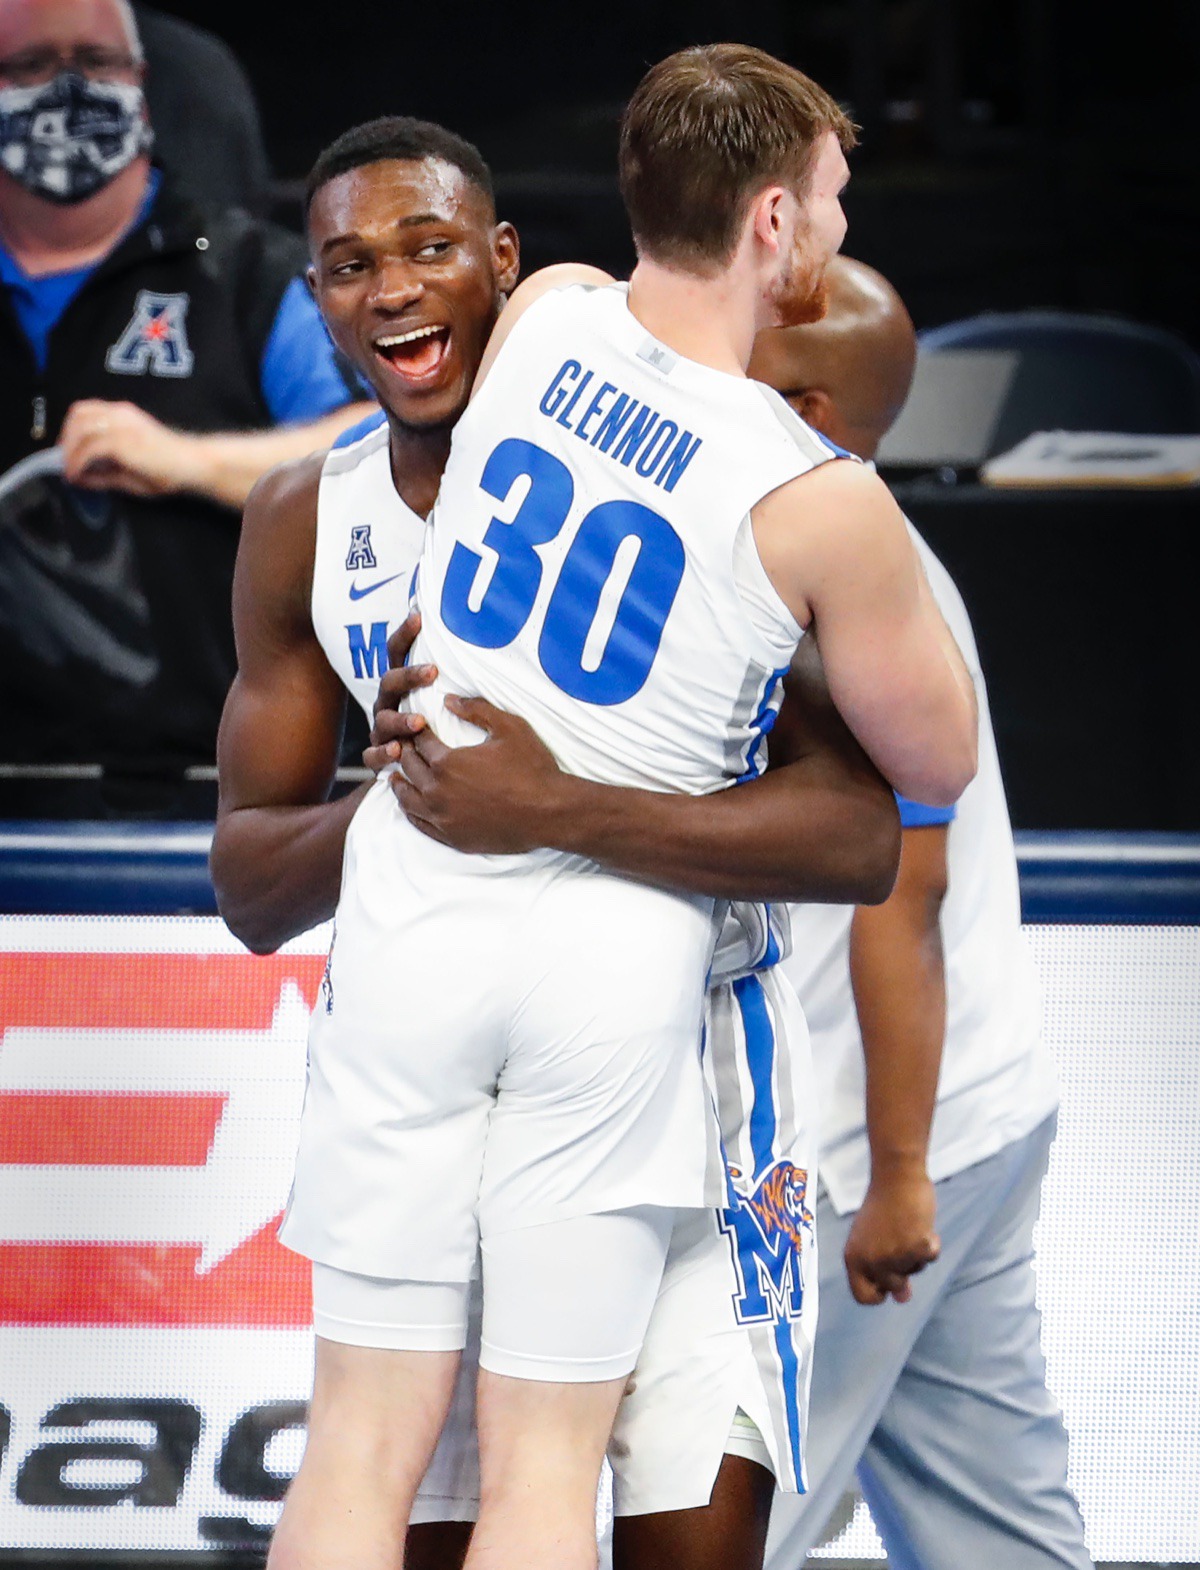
[373,324,452,384]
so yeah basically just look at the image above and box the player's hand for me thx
[843,1165,940,1306]
[362,613,433,769]
[391,693,569,854]
[59,400,202,497]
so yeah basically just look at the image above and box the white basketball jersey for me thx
[408,283,845,794]
[312,413,427,725]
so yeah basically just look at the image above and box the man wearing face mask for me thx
[0,0,373,816]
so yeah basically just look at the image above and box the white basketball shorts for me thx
[393,960,820,1514]
[279,778,725,1287]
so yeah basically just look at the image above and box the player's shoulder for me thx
[507,262,615,315]
[237,451,325,611]
[754,453,904,575]
[243,446,324,528]
[473,264,615,391]
[320,408,390,475]
[772,450,888,514]
[245,412,387,531]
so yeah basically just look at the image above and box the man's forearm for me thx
[210,786,368,954]
[849,829,948,1174]
[181,404,377,508]
[546,764,899,905]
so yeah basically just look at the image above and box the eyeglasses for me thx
[0,47,142,87]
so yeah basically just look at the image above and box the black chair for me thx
[918,309,1200,456]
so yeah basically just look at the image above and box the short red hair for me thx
[619,44,857,274]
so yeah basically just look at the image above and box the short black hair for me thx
[305,116,494,219]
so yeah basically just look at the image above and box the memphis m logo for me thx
[346,621,388,680]
[719,1160,814,1326]
[105,290,195,378]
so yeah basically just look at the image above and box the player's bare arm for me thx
[367,626,900,907]
[209,456,425,954]
[752,458,978,807]
[471,263,613,394]
[842,820,949,1305]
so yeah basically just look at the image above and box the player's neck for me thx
[387,420,454,519]
[0,159,150,277]
[626,256,760,376]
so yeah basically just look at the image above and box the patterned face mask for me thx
[0,71,153,204]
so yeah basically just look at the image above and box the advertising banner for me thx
[1,916,1197,1561]
[0,917,323,1551]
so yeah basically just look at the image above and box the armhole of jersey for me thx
[731,510,804,665]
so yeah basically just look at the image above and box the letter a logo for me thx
[106,290,195,378]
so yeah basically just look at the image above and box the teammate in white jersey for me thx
[212,117,899,1570]
[748,258,1092,1569]
[280,47,978,1568]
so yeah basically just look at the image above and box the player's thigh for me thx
[301,1334,458,1477]
[405,1523,471,1570]
[482,871,719,1235]
[480,1206,676,1383]
[612,1454,774,1570]
[609,1207,763,1517]
[412,1273,483,1526]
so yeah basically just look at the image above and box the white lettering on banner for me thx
[0,983,310,1271]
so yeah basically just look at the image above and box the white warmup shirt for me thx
[785,526,1059,1214]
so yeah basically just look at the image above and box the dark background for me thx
[146,0,1200,352]
[146,1,1200,831]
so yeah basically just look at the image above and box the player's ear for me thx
[750,187,788,255]
[305,265,318,300]
[492,222,520,297]
[795,388,834,431]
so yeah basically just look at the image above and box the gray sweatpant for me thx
[766,1114,1092,1570]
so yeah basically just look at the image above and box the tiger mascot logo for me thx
[719,1160,814,1326]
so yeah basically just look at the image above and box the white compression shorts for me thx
[312,1205,678,1383]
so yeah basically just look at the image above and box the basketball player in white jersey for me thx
[259,45,977,1565]
[213,115,899,1570]
[750,261,1092,1570]
[365,266,1091,1570]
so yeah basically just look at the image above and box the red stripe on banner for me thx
[0,952,325,1032]
[0,1091,226,1166]
[0,1216,313,1326]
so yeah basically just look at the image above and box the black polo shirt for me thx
[0,173,355,814]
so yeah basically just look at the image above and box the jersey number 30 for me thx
[440,437,685,706]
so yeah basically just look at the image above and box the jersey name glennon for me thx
[538,359,702,493]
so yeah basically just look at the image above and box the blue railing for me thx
[2,823,1199,925]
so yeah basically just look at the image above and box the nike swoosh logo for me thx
[348,573,403,601]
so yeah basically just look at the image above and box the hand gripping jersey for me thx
[406,282,843,792]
